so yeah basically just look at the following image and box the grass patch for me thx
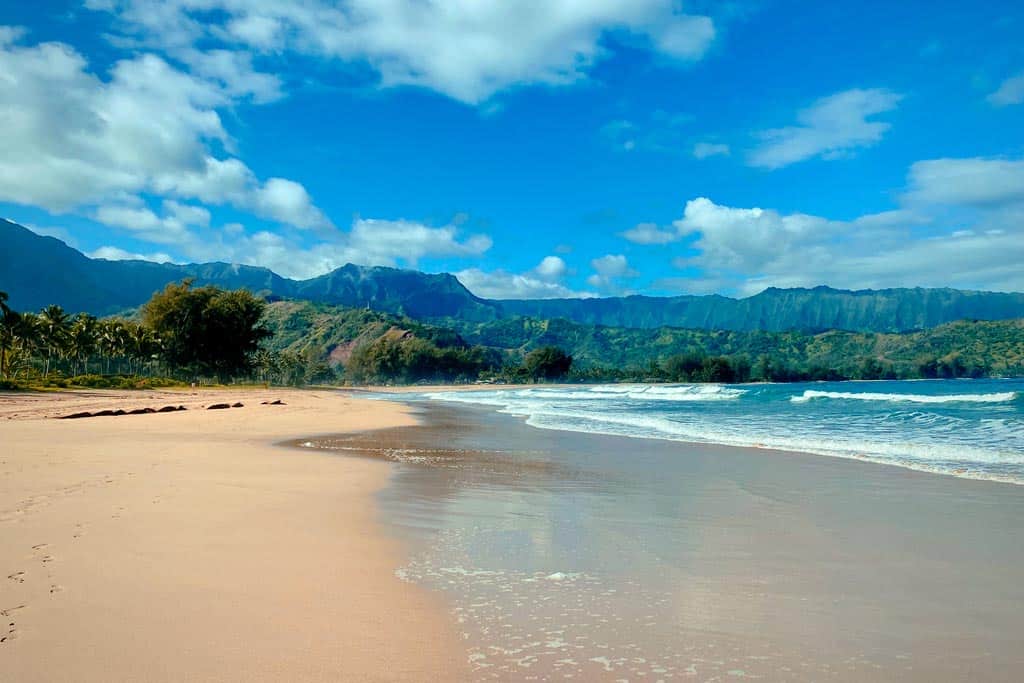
[0,375,186,391]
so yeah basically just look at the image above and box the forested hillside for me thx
[6,219,1024,333]
[262,301,1024,381]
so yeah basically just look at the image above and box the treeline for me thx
[445,315,1024,380]
[1,286,576,388]
[258,299,575,385]
[5,285,1021,389]
[568,350,991,384]
[0,283,275,387]
[334,337,573,384]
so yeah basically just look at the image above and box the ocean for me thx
[296,379,1024,680]
[421,378,1024,485]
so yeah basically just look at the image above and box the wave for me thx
[791,389,1018,405]
[425,384,746,405]
[516,408,1024,484]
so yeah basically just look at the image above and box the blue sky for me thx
[1,1,1023,298]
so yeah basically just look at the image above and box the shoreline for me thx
[316,401,1024,680]
[358,387,1024,488]
[0,388,468,681]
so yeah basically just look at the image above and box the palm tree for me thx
[38,304,71,376]
[11,313,42,379]
[68,314,98,376]
[0,292,20,379]
[0,295,42,380]
[127,323,157,376]
[98,319,129,374]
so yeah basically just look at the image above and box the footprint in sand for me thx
[6,572,25,584]
[0,606,24,644]
[49,584,63,595]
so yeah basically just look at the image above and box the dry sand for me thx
[0,388,468,681]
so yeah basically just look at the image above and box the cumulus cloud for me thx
[748,88,902,169]
[207,218,489,279]
[0,29,329,229]
[455,269,591,300]
[87,0,716,104]
[988,71,1024,106]
[534,255,569,280]
[587,254,638,291]
[453,255,589,299]
[88,245,176,263]
[671,167,1024,295]
[345,219,492,268]
[92,199,214,244]
[591,254,635,277]
[903,157,1024,207]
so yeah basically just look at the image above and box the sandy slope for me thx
[0,388,467,681]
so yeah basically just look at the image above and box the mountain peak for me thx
[3,219,1024,331]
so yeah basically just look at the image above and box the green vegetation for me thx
[258,300,1023,383]
[0,283,273,388]
[142,281,270,380]
[256,300,506,384]
[440,315,1024,381]
[3,287,1022,389]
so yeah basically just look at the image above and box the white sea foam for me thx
[425,383,746,405]
[791,389,1018,404]
[515,407,1024,484]
[415,381,1024,484]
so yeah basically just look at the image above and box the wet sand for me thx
[302,402,1024,681]
[0,389,468,682]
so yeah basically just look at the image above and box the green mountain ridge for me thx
[257,300,1024,381]
[5,218,1024,333]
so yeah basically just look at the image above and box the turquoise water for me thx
[423,378,1024,484]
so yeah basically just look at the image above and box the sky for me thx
[1,1,1023,299]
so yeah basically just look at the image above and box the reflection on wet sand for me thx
[294,403,1024,681]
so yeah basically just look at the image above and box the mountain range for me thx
[4,218,1024,333]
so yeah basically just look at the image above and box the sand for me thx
[0,388,468,682]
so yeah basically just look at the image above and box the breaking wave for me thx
[791,390,1018,405]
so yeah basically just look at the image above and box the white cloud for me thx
[343,218,492,268]
[177,48,284,104]
[164,199,210,227]
[671,182,1024,295]
[621,222,677,245]
[748,88,902,169]
[93,199,214,244]
[903,157,1024,207]
[988,71,1024,106]
[455,268,592,300]
[87,1,716,104]
[451,255,586,300]
[181,217,490,279]
[692,142,730,159]
[587,253,638,291]
[591,254,635,277]
[88,245,176,263]
[0,30,328,229]
[253,178,331,230]
[534,255,568,280]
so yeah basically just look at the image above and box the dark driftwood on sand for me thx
[59,405,187,420]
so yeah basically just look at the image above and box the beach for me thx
[310,397,1024,681]
[0,388,467,682]
[4,384,1024,682]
